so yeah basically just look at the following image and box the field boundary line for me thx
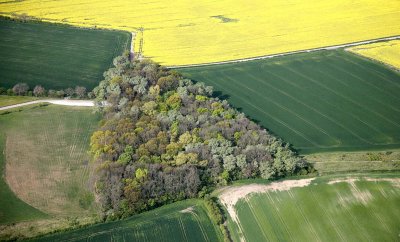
[346,48,400,73]
[169,35,400,68]
[335,53,400,88]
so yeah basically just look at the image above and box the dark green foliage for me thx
[204,197,231,242]
[178,50,400,153]
[0,17,130,90]
[90,53,308,219]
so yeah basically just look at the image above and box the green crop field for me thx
[222,175,400,242]
[179,50,400,154]
[0,104,100,224]
[0,17,130,90]
[32,199,222,242]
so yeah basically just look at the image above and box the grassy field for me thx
[0,17,130,89]
[32,199,222,242]
[220,175,400,242]
[1,1,399,66]
[0,95,38,107]
[0,126,47,224]
[306,150,400,174]
[179,50,400,153]
[348,40,400,70]
[0,104,100,224]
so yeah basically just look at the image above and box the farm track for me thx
[221,176,400,242]
[170,35,400,68]
[0,99,95,111]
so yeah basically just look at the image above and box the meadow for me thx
[0,17,130,89]
[348,40,400,70]
[179,50,400,153]
[306,150,400,174]
[222,175,400,242]
[0,124,46,224]
[32,199,222,242]
[0,95,38,107]
[1,0,399,66]
[0,104,100,224]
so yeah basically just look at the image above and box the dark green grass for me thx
[225,175,400,242]
[31,199,222,242]
[0,18,130,90]
[179,50,400,154]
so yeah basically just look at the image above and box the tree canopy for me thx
[91,53,310,220]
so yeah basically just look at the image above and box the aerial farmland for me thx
[0,0,399,241]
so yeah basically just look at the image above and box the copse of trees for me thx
[90,53,312,220]
[0,83,90,99]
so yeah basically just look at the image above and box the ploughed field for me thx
[0,18,130,89]
[31,200,222,242]
[0,104,100,224]
[179,50,400,153]
[220,175,400,242]
[1,0,399,65]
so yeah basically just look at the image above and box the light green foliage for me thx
[195,95,208,101]
[179,50,400,153]
[226,175,400,242]
[135,168,148,181]
[141,101,158,115]
[117,146,134,165]
[166,92,181,110]
[166,142,181,156]
[197,107,208,114]
[175,152,198,166]
[178,131,192,145]
[222,155,236,172]
[170,121,179,141]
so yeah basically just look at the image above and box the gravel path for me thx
[0,99,94,111]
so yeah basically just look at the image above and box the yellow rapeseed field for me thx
[348,40,400,70]
[1,0,400,66]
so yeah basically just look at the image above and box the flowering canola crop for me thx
[1,0,399,66]
[348,40,400,70]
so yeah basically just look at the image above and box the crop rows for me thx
[0,18,130,89]
[179,50,400,153]
[227,177,400,241]
[33,200,221,242]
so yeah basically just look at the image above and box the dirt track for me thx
[0,99,94,111]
